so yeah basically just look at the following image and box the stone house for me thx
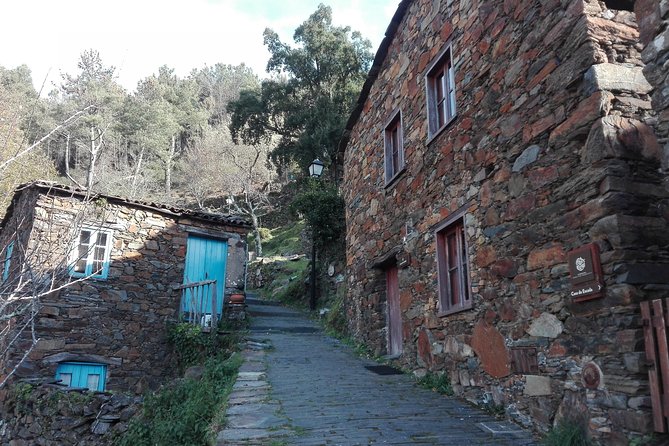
[0,182,250,393]
[340,0,669,442]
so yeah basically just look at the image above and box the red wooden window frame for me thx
[436,218,471,315]
[426,46,456,139]
[384,111,404,184]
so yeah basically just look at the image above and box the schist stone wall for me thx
[343,0,668,441]
[0,188,248,394]
[636,0,669,168]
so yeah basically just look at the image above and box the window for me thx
[435,217,471,315]
[2,241,13,282]
[426,46,456,138]
[70,228,112,279]
[56,362,106,391]
[384,111,404,183]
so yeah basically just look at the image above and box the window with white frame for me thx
[426,45,456,139]
[384,111,404,184]
[70,228,113,279]
[435,215,471,315]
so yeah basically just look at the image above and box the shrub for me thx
[116,353,242,446]
[416,372,454,396]
[542,419,593,446]
[167,322,239,370]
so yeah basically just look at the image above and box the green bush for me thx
[290,181,345,254]
[261,221,305,257]
[542,419,593,446]
[416,372,454,395]
[116,353,242,446]
[258,227,272,240]
[324,293,348,336]
[275,271,308,305]
[168,322,239,370]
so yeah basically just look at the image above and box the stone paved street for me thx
[218,296,537,445]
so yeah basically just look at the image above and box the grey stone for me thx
[217,428,291,442]
[526,313,563,338]
[623,352,647,373]
[512,145,541,172]
[184,365,205,380]
[523,375,552,396]
[237,371,266,381]
[584,64,653,95]
[616,263,669,284]
[628,396,652,410]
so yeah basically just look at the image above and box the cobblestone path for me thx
[217,296,537,445]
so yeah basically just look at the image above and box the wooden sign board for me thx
[568,243,604,302]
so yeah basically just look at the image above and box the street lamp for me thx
[308,159,323,310]
[309,158,324,178]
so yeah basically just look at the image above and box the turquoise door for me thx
[56,362,106,391]
[181,235,228,317]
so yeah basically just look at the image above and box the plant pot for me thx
[229,293,245,304]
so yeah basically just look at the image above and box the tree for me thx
[228,4,372,179]
[192,63,258,126]
[221,141,275,257]
[178,127,231,209]
[0,71,61,217]
[57,50,125,189]
[136,66,207,199]
[178,126,276,256]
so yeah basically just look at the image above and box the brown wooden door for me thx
[386,265,402,355]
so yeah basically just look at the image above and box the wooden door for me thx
[386,264,402,355]
[182,235,227,317]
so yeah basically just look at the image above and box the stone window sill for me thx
[426,114,458,146]
[384,166,406,191]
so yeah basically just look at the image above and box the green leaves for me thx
[118,353,242,446]
[229,4,373,175]
[290,180,345,252]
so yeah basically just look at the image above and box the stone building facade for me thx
[341,0,668,442]
[0,182,250,393]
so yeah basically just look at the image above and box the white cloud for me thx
[1,0,397,93]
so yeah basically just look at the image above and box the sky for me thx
[1,0,398,93]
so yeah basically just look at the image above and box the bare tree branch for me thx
[0,106,93,174]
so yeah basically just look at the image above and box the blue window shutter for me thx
[56,362,106,391]
[2,241,14,282]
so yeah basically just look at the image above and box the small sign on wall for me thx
[568,243,604,302]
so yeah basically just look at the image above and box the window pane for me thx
[96,232,107,247]
[80,230,91,245]
[74,259,87,273]
[59,372,72,386]
[435,71,445,102]
[94,246,106,262]
[446,232,458,268]
[449,269,461,305]
[87,374,100,391]
[448,65,456,119]
[391,127,400,174]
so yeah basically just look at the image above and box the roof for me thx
[2,181,253,229]
[337,0,412,155]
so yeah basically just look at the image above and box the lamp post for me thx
[308,159,324,310]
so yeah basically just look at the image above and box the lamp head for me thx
[309,159,324,178]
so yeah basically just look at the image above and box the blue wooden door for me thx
[56,362,106,391]
[182,235,227,316]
